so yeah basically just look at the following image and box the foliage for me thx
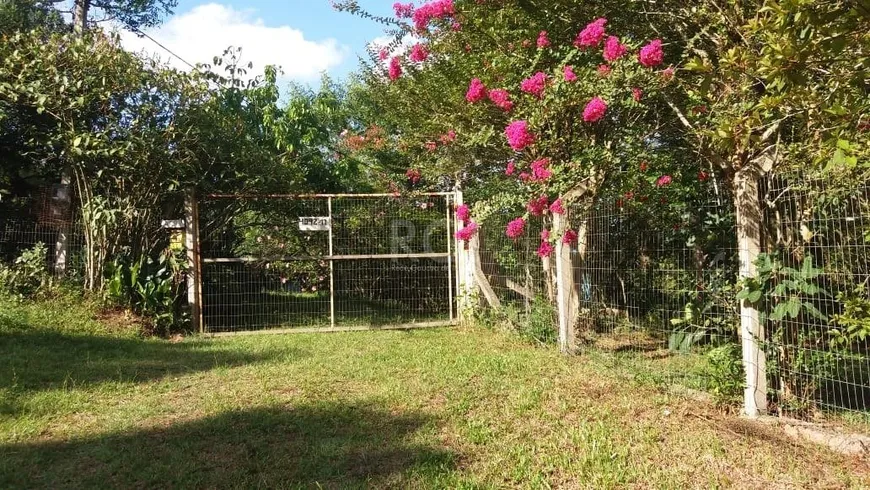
[675,0,869,178]
[338,0,694,227]
[106,250,187,334]
[704,343,744,405]
[0,243,50,297]
[830,285,870,348]
[1,27,363,291]
[668,300,731,353]
[0,0,66,35]
[72,0,176,30]
[737,253,829,322]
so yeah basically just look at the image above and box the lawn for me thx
[1,294,868,488]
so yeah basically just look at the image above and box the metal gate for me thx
[190,193,460,334]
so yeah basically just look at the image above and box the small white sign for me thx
[298,216,331,231]
[160,219,186,229]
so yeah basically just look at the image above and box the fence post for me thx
[445,193,455,322]
[185,190,203,334]
[735,169,767,417]
[454,191,472,322]
[327,196,336,329]
[53,172,71,275]
[553,212,576,354]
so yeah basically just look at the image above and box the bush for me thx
[105,250,188,335]
[0,243,51,297]
[704,344,744,405]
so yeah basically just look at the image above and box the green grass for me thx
[1,294,868,488]
[203,290,449,332]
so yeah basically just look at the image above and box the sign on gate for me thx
[298,216,331,231]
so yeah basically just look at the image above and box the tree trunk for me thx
[73,0,90,33]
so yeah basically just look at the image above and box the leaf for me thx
[786,298,801,319]
[770,304,787,321]
[748,290,762,303]
[802,301,828,321]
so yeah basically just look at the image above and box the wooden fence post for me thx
[735,169,767,417]
[554,212,576,354]
[185,190,203,334]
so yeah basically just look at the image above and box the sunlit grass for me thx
[1,294,867,488]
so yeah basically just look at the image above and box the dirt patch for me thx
[94,308,147,335]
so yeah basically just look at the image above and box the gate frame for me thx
[186,191,466,335]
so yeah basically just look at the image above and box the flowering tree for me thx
[336,0,697,339]
[340,0,694,250]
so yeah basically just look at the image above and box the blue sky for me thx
[119,1,397,86]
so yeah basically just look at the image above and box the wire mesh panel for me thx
[476,211,559,343]
[472,175,870,427]
[198,193,456,333]
[0,188,83,276]
[571,197,738,392]
[761,175,870,423]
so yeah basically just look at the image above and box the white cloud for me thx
[118,3,348,81]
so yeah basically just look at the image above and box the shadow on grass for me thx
[0,319,304,414]
[0,402,457,488]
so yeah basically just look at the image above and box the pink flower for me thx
[656,175,672,187]
[488,88,514,111]
[406,168,421,183]
[412,0,455,30]
[505,160,516,175]
[638,39,664,68]
[574,18,607,48]
[527,195,549,216]
[549,198,564,215]
[455,203,471,222]
[536,30,551,48]
[388,56,402,80]
[378,48,389,61]
[409,43,429,62]
[563,65,577,82]
[562,229,578,245]
[466,78,487,103]
[504,120,535,151]
[698,171,709,181]
[582,97,608,123]
[522,39,532,48]
[540,229,550,241]
[597,64,611,76]
[451,21,461,31]
[537,241,554,258]
[520,72,547,98]
[439,130,457,144]
[603,36,627,62]
[455,221,478,241]
[424,140,437,151]
[519,172,531,182]
[530,158,551,181]
[506,217,526,239]
[632,87,643,101]
[661,66,675,80]
[393,2,414,18]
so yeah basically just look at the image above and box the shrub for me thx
[0,243,51,297]
[704,344,744,405]
[105,250,188,335]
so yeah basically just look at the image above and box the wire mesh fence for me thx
[197,193,458,333]
[473,174,870,427]
[760,174,870,423]
[0,186,84,278]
